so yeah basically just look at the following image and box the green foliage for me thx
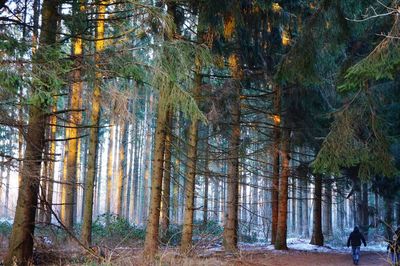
[312,94,397,178]
[275,0,349,86]
[161,224,183,246]
[0,70,22,94]
[29,46,72,107]
[339,18,400,92]
[152,40,212,122]
[91,215,146,243]
[0,220,12,237]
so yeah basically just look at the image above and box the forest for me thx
[0,0,400,265]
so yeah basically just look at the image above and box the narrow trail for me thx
[230,250,388,266]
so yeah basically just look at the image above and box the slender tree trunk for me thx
[323,179,333,237]
[116,117,128,216]
[180,55,202,252]
[384,198,394,240]
[361,182,369,238]
[61,1,83,228]
[161,112,173,234]
[275,127,290,250]
[203,134,210,227]
[297,176,303,235]
[213,176,219,222]
[132,120,141,223]
[81,0,107,247]
[125,100,135,219]
[374,192,379,227]
[5,1,58,264]
[142,93,153,222]
[223,80,240,253]
[310,174,324,246]
[105,113,115,221]
[143,92,168,258]
[271,85,281,244]
[291,177,296,234]
[96,143,103,216]
[80,132,88,220]
[302,177,309,238]
[4,154,9,218]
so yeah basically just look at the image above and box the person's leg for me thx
[355,246,360,264]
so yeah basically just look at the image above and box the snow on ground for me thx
[203,238,387,255]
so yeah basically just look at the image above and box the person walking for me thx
[347,226,367,265]
[388,227,400,266]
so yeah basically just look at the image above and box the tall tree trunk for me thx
[116,117,128,216]
[132,119,141,223]
[161,112,173,234]
[143,92,168,258]
[291,177,296,234]
[310,174,324,246]
[271,85,281,244]
[61,1,83,228]
[374,192,379,227]
[81,0,107,247]
[80,132,88,220]
[213,176,219,222]
[125,100,135,219]
[126,126,134,219]
[297,176,303,235]
[384,198,394,240]
[142,93,153,222]
[302,177,309,238]
[361,182,369,238]
[96,143,103,216]
[4,150,10,218]
[337,190,344,231]
[105,113,115,221]
[323,178,333,238]
[203,134,210,227]
[5,1,58,264]
[274,127,290,250]
[223,80,240,253]
[181,54,202,252]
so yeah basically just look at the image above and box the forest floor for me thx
[0,230,390,265]
[0,244,389,265]
[20,246,390,266]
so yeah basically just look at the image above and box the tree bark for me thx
[116,116,128,216]
[384,197,393,240]
[310,174,324,246]
[142,93,153,223]
[223,81,240,253]
[161,112,173,235]
[323,178,333,237]
[361,182,369,238]
[105,113,115,221]
[61,2,83,228]
[81,0,107,247]
[271,85,281,244]
[274,127,290,250]
[180,52,202,252]
[203,134,210,227]
[5,1,58,264]
[143,93,168,258]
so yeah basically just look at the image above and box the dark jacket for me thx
[347,227,367,247]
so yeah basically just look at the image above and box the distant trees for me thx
[0,0,399,264]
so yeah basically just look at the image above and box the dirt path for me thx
[224,250,388,266]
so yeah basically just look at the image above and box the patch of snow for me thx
[235,238,388,254]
